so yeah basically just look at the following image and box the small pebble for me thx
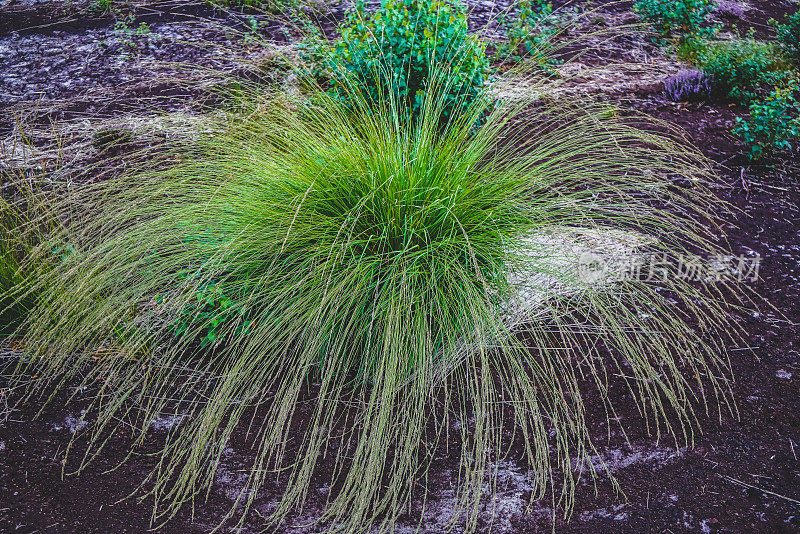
[776,369,793,380]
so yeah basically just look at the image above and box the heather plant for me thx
[4,68,744,532]
[713,1,745,20]
[733,82,800,160]
[634,0,717,37]
[698,33,792,102]
[771,9,800,63]
[298,0,490,122]
[664,69,712,101]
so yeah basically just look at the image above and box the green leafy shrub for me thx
[295,17,332,81]
[699,34,791,102]
[675,34,708,63]
[0,197,44,334]
[209,0,298,10]
[496,0,559,68]
[0,236,26,333]
[109,11,152,54]
[89,0,113,13]
[299,0,491,121]
[771,9,800,62]
[634,0,717,37]
[7,79,742,532]
[733,82,800,160]
[158,281,251,348]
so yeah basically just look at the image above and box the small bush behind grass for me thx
[771,8,800,63]
[733,81,800,160]
[0,181,59,335]
[298,0,491,122]
[0,212,29,334]
[5,69,744,532]
[676,33,708,63]
[634,0,717,38]
[208,0,298,10]
[496,0,561,70]
[89,0,113,13]
[698,33,792,102]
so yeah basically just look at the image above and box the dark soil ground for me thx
[1,0,799,532]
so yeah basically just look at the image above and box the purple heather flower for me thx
[714,1,746,19]
[664,70,712,102]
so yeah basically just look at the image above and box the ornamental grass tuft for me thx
[5,68,743,531]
